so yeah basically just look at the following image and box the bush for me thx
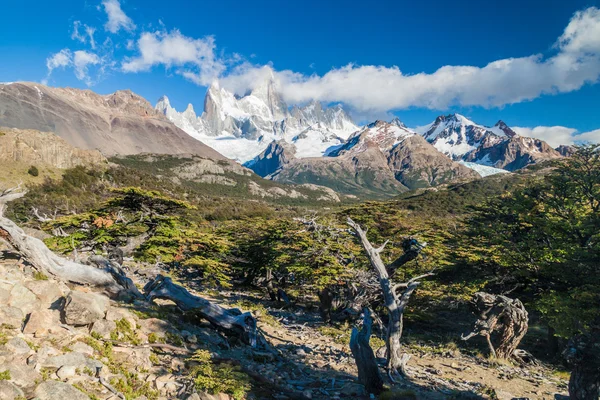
[28,165,39,177]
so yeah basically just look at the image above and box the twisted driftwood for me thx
[462,292,528,359]
[144,275,258,347]
[0,187,142,298]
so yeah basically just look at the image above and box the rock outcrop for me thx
[0,127,106,168]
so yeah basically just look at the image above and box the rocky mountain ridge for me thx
[259,120,479,198]
[0,82,224,159]
[155,79,358,163]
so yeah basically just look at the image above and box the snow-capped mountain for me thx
[419,114,507,160]
[155,79,358,163]
[418,114,561,171]
[252,119,480,198]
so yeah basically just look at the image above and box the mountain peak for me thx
[390,117,406,128]
[492,120,518,138]
[157,95,170,106]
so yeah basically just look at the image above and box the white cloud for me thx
[46,49,72,71]
[102,0,136,33]
[513,126,600,147]
[71,21,96,49]
[73,51,101,85]
[122,30,225,86]
[43,49,73,84]
[218,7,600,115]
[43,48,107,86]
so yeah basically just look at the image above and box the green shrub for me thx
[28,165,39,177]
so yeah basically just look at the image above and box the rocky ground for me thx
[0,239,569,400]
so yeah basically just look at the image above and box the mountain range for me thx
[0,80,566,199]
[154,80,563,197]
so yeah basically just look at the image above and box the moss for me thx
[33,270,49,280]
[110,318,141,345]
[188,350,251,400]
[110,372,158,400]
[318,325,351,345]
[149,352,160,365]
[164,332,184,347]
[0,332,8,346]
[26,340,40,351]
[0,370,11,380]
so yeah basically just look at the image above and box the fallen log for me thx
[144,275,258,347]
[0,188,142,298]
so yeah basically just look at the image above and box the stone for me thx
[4,364,41,389]
[26,280,65,308]
[57,365,77,380]
[113,346,152,370]
[8,283,39,315]
[23,309,57,336]
[63,291,109,326]
[138,317,170,332]
[34,380,90,400]
[42,351,103,371]
[105,307,138,328]
[0,380,25,400]
[5,337,33,355]
[0,287,10,304]
[0,307,24,330]
[70,342,95,357]
[90,319,117,339]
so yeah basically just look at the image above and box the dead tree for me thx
[0,186,258,346]
[144,275,258,347]
[564,323,600,400]
[350,308,384,395]
[461,292,528,359]
[347,218,433,381]
[0,188,142,298]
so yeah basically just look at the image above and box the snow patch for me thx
[460,161,509,177]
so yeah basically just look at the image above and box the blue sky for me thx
[1,0,600,145]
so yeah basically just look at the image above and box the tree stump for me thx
[462,292,528,359]
[350,308,384,395]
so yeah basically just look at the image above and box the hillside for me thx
[2,148,596,399]
[0,82,223,159]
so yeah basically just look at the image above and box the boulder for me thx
[63,291,109,326]
[105,307,138,328]
[42,351,103,372]
[57,365,77,380]
[4,337,33,355]
[25,280,65,308]
[3,364,41,389]
[9,283,39,315]
[0,380,25,400]
[90,319,117,339]
[23,309,59,336]
[34,380,90,400]
[0,307,24,329]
